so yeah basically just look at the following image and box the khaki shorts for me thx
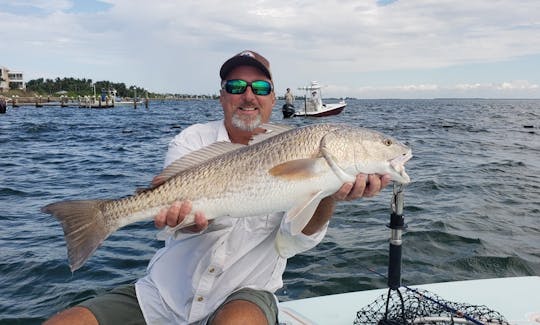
[79,284,278,325]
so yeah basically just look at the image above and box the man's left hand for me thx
[332,174,391,201]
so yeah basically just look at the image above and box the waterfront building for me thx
[0,66,26,92]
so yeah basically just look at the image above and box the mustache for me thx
[240,102,257,108]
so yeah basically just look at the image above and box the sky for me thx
[1,0,540,99]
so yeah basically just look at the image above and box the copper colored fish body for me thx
[42,123,412,271]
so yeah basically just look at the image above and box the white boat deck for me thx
[279,276,540,325]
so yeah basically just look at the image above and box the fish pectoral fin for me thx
[286,191,325,235]
[268,158,325,180]
[320,145,356,183]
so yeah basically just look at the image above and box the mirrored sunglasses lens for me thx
[251,81,272,95]
[226,80,247,94]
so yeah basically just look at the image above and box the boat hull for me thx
[294,102,346,117]
[278,276,540,325]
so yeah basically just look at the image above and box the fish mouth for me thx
[390,150,413,184]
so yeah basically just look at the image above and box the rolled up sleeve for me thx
[274,213,329,258]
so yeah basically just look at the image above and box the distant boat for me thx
[114,97,143,106]
[293,81,346,117]
[108,88,144,106]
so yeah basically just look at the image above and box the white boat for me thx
[293,81,346,117]
[114,98,144,106]
[279,276,540,324]
[109,88,144,106]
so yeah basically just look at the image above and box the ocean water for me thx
[1,99,539,324]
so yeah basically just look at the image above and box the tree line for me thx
[26,77,152,98]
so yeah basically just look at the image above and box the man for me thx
[310,90,322,111]
[284,88,294,106]
[45,50,390,325]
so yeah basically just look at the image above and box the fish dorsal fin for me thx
[155,142,245,184]
[249,123,295,145]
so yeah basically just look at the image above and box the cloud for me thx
[1,0,539,97]
[498,80,539,90]
[331,80,540,99]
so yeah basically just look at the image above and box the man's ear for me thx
[219,89,225,105]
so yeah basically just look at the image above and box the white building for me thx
[0,66,26,92]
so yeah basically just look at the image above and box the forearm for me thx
[301,196,336,236]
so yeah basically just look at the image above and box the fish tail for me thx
[41,199,114,272]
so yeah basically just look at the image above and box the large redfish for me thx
[42,123,412,271]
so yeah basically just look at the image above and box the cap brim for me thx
[220,56,271,80]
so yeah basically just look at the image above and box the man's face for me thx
[220,65,275,133]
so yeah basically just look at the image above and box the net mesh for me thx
[354,287,510,325]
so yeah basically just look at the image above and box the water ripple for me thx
[1,99,539,322]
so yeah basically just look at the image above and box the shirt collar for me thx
[217,120,231,142]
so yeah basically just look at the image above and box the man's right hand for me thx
[151,175,209,233]
[154,200,209,233]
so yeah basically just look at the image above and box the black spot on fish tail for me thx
[41,199,113,272]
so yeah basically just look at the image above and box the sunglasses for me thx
[221,79,273,96]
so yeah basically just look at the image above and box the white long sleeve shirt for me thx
[136,120,329,324]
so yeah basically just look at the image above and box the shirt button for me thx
[197,296,204,302]
[209,268,215,273]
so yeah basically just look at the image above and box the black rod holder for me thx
[387,183,406,290]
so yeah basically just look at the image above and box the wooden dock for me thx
[6,95,148,109]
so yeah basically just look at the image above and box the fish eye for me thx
[383,138,393,146]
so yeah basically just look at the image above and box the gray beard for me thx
[231,113,262,132]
